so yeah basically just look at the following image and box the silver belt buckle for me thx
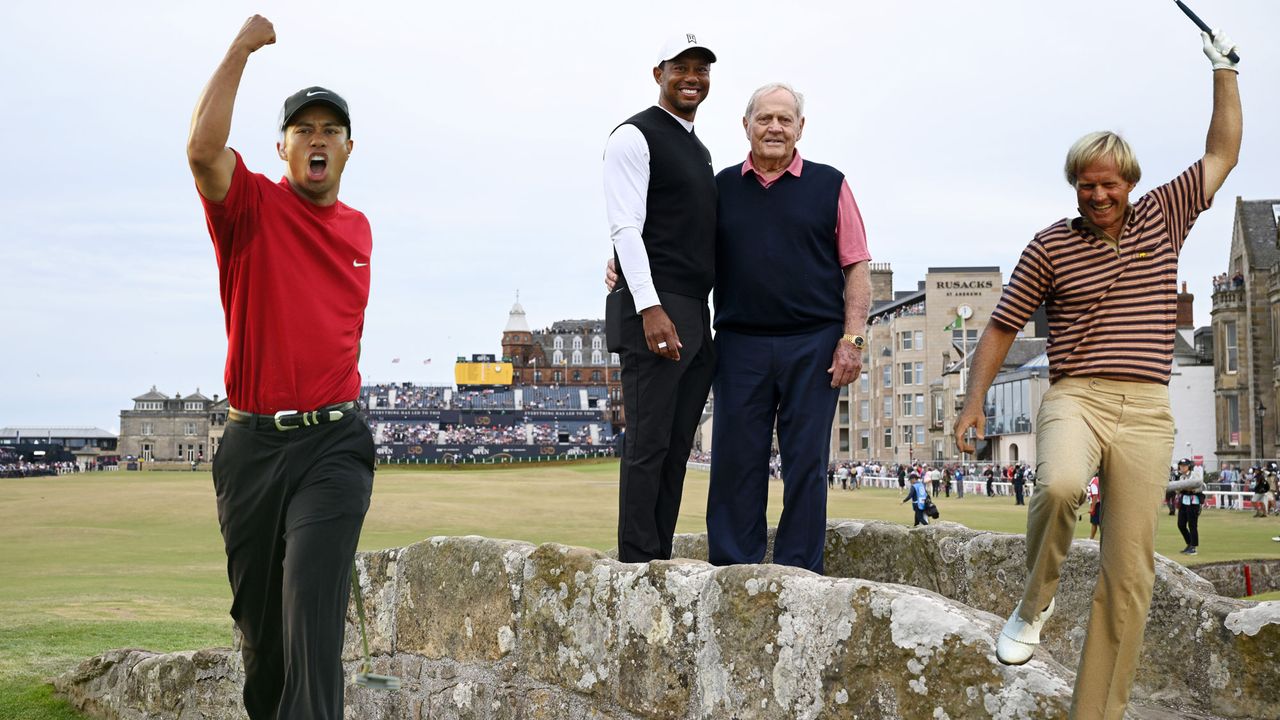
[274,410,298,431]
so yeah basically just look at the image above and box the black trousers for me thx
[212,411,375,720]
[615,291,715,563]
[913,506,929,526]
[1177,503,1201,547]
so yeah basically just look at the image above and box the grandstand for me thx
[360,382,615,464]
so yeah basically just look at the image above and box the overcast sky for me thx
[3,0,1277,433]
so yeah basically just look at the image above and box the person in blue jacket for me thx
[903,471,930,527]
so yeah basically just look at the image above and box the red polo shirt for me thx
[200,150,371,414]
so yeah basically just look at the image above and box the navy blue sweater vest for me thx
[612,106,716,300]
[714,160,845,334]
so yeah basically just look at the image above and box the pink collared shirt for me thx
[742,151,871,267]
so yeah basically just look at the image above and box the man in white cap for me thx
[604,34,717,562]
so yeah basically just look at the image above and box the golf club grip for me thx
[1175,0,1240,63]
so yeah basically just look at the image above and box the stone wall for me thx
[1187,558,1280,598]
[55,521,1280,720]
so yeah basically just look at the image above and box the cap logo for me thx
[306,90,329,97]
[686,33,697,44]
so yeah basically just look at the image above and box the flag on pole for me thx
[423,358,432,365]
[944,316,962,331]
[391,358,400,364]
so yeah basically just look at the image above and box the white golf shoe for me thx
[996,597,1055,666]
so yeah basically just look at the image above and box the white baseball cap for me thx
[656,33,716,65]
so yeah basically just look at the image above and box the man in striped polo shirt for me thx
[955,30,1241,720]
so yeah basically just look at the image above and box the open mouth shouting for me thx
[307,153,328,182]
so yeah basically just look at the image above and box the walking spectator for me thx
[1087,474,1102,541]
[902,471,930,527]
[1169,458,1206,555]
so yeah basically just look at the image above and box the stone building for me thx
[1211,198,1280,465]
[500,300,624,428]
[118,387,219,463]
[837,265,1015,464]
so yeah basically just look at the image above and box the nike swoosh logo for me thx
[353,261,368,267]
[306,90,329,97]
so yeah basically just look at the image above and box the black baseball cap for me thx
[279,86,351,136]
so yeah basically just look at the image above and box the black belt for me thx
[228,401,358,431]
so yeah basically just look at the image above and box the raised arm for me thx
[187,15,276,202]
[1199,31,1242,198]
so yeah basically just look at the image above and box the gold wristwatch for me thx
[841,334,866,349]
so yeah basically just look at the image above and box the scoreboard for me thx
[454,355,514,387]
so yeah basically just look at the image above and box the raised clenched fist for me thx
[234,14,276,54]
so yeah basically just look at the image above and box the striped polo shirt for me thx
[990,161,1209,384]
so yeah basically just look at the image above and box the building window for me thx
[860,430,870,451]
[933,392,944,425]
[914,362,924,385]
[901,394,913,417]
[592,336,602,350]
[610,353,620,365]
[859,372,870,393]
[839,429,850,452]
[184,401,203,411]
[901,363,912,385]
[883,428,893,449]
[572,370,581,382]
[184,422,197,436]
[142,423,154,436]
[554,337,564,350]
[915,394,925,417]
[572,350,583,365]
[611,370,620,381]
[916,425,926,445]
[914,330,924,348]
[882,365,892,388]
[592,350,603,365]
[1273,307,1280,358]
[902,425,913,444]
[859,400,870,423]
[141,443,153,462]
[553,349,564,365]
[952,328,979,347]
[572,336,583,350]
[884,397,892,418]
[1226,395,1240,444]
[900,332,913,351]
[591,370,602,382]
[1224,321,1238,373]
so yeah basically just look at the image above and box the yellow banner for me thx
[454,362,514,387]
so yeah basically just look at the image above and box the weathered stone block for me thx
[345,547,401,661]
[613,560,711,719]
[694,564,1072,720]
[517,543,618,696]
[395,536,534,662]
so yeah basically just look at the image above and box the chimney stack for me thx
[1176,281,1194,330]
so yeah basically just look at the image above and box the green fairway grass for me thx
[2,463,1277,718]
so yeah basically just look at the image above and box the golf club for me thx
[351,561,401,691]
[1172,0,1240,63]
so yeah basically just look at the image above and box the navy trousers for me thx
[707,325,842,573]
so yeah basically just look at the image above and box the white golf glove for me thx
[1201,30,1238,72]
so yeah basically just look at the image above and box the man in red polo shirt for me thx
[187,15,374,719]
[956,29,1241,720]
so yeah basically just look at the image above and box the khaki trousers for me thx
[1020,377,1173,720]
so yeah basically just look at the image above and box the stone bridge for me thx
[54,520,1280,719]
